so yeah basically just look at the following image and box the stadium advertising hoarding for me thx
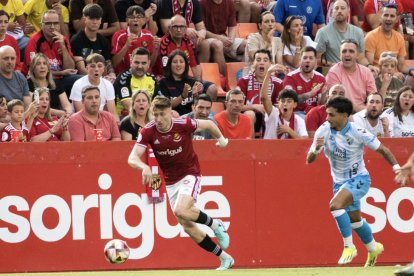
[0,140,413,273]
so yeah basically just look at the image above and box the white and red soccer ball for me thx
[104,239,130,264]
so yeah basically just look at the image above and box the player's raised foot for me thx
[216,256,234,271]
[338,246,358,265]
[214,219,230,250]
[364,242,384,267]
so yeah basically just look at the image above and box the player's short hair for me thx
[85,53,105,65]
[254,49,272,61]
[81,85,100,100]
[131,47,150,59]
[0,10,10,20]
[193,94,212,106]
[83,3,103,18]
[152,96,172,110]
[7,99,24,112]
[326,96,353,116]
[278,88,299,103]
[226,89,245,102]
[126,5,145,17]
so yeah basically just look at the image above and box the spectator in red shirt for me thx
[24,10,80,97]
[111,5,158,74]
[0,11,21,71]
[305,84,346,137]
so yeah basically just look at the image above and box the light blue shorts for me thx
[333,174,371,212]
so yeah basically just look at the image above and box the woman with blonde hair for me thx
[375,51,404,109]
[120,90,152,140]
[28,53,72,117]
[28,88,70,142]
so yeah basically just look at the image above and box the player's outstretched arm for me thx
[376,143,402,181]
[395,152,414,186]
[196,119,228,147]
[128,144,152,184]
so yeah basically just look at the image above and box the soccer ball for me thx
[104,239,130,264]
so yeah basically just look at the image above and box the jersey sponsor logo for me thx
[173,133,182,142]
[333,147,346,159]
[121,87,129,98]
[156,146,183,156]
[402,131,414,137]
[306,6,313,14]
[346,137,354,145]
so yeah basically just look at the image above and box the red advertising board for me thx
[0,139,413,273]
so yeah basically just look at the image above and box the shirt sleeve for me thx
[68,116,86,141]
[158,0,173,19]
[106,0,119,24]
[136,127,151,148]
[359,128,381,151]
[305,108,320,132]
[13,0,25,17]
[273,0,285,24]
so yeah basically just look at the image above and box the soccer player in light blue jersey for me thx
[306,96,403,267]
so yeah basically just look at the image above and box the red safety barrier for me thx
[0,139,413,273]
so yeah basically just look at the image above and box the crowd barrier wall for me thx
[0,139,413,273]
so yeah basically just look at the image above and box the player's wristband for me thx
[393,164,401,174]
[216,136,228,148]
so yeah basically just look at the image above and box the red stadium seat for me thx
[211,102,225,115]
[237,23,258,39]
[200,63,227,98]
[225,62,245,90]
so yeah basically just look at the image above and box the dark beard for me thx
[366,111,380,120]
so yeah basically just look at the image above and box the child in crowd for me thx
[260,64,308,139]
[1,99,30,142]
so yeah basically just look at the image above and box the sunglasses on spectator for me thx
[380,52,397,58]
[383,3,398,8]
[340,38,359,47]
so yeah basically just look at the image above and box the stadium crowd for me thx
[0,0,414,142]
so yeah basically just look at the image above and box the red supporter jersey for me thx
[237,73,283,105]
[281,69,326,113]
[136,117,201,185]
[153,34,198,76]
[305,104,327,132]
[111,28,154,74]
[1,122,30,142]
[24,31,73,76]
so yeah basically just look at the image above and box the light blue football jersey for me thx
[309,121,381,183]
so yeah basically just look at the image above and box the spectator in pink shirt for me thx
[326,39,377,113]
[68,85,121,141]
